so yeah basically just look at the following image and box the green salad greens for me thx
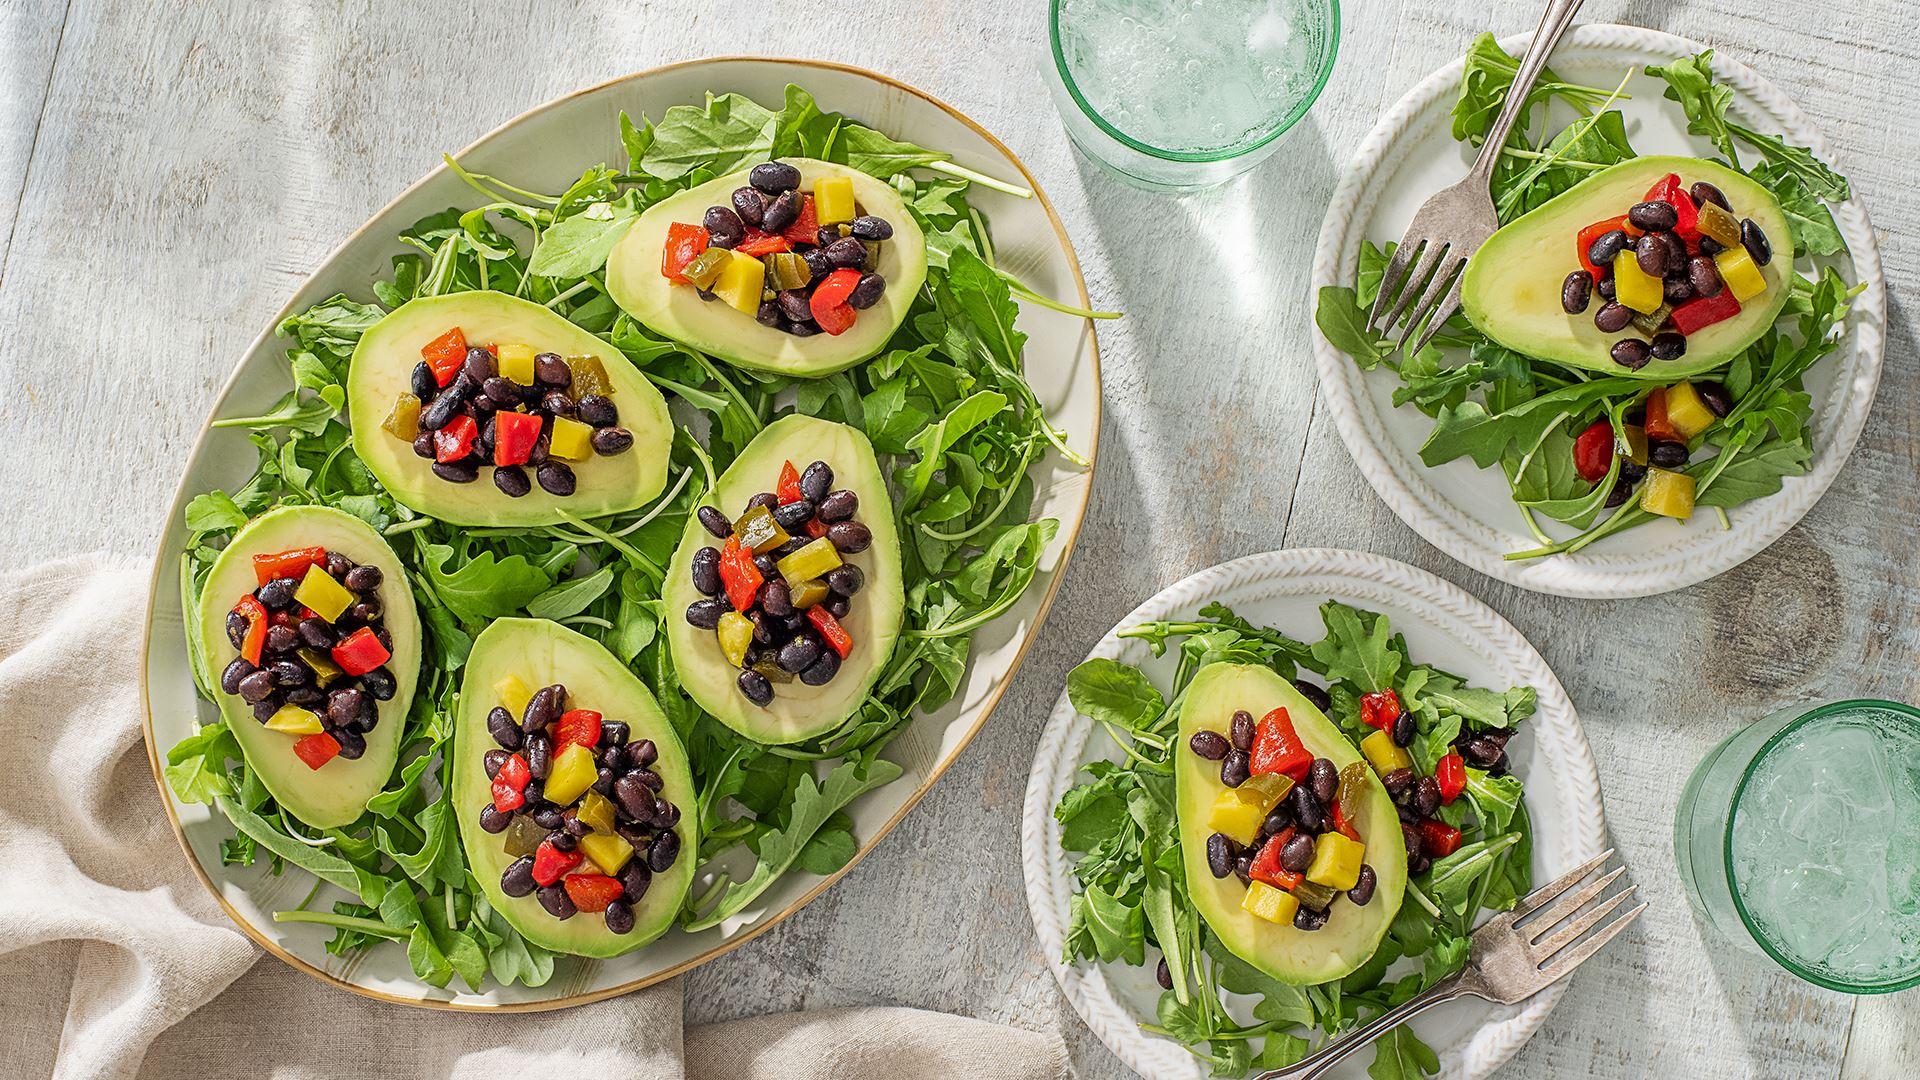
[1055,601,1535,1077]
[167,84,1093,989]
[1316,39,1863,559]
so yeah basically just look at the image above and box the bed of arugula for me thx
[1055,601,1536,1078]
[1315,38,1863,560]
[165,84,1094,991]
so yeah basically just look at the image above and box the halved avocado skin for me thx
[348,291,673,526]
[606,159,928,379]
[194,505,420,830]
[452,618,698,957]
[662,415,903,744]
[1175,663,1407,985]
[1460,156,1794,380]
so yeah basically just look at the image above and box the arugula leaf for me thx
[840,123,950,178]
[527,205,637,278]
[184,490,249,535]
[1420,379,1637,469]
[1369,1025,1441,1079]
[1749,162,1845,258]
[1310,601,1404,690]
[1452,32,1619,146]
[1644,53,1739,163]
[1314,286,1391,369]
[421,543,553,624]
[1067,659,1166,732]
[525,565,615,620]
[640,92,776,179]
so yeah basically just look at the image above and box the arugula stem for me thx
[927,159,1032,199]
[555,510,663,579]
[384,517,436,537]
[273,910,408,938]
[601,466,693,538]
[994,269,1123,319]
[1405,880,1443,920]
[560,615,614,629]
[441,154,561,205]
[543,279,592,309]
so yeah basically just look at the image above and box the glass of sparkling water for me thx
[1044,0,1341,191]
[1674,699,1920,993]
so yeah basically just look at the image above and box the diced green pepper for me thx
[732,504,791,554]
[1695,199,1743,249]
[861,241,881,274]
[296,647,344,688]
[569,355,612,398]
[681,247,730,290]
[788,578,830,610]
[1291,879,1339,912]
[577,790,617,834]
[383,394,421,442]
[504,814,545,857]
[777,537,843,584]
[764,252,812,291]
[717,611,754,668]
[753,659,793,684]
[1631,302,1673,337]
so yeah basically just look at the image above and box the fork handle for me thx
[1251,972,1476,1080]
[1467,0,1587,186]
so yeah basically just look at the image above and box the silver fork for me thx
[1253,848,1644,1080]
[1368,0,1587,355]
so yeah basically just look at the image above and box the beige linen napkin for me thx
[0,556,1067,1080]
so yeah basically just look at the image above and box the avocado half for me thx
[452,619,698,957]
[1175,663,1406,985]
[605,158,928,378]
[663,415,903,744]
[348,291,674,526]
[1460,156,1794,380]
[194,505,420,830]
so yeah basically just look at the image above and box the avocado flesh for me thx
[1460,156,1794,380]
[606,159,928,378]
[663,415,903,744]
[348,291,673,526]
[194,506,420,830]
[452,619,698,957]
[1175,663,1407,985]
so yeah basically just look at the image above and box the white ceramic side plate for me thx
[141,58,1101,1010]
[1311,26,1885,598]
[1022,548,1606,1078]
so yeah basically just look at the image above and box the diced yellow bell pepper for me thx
[1207,772,1295,846]
[1305,832,1366,891]
[1361,729,1413,778]
[778,537,843,584]
[578,830,634,875]
[1621,424,1648,466]
[548,416,594,462]
[1714,248,1767,303]
[570,355,612,399]
[813,176,856,225]
[1695,200,1744,249]
[497,343,536,386]
[383,394,421,443]
[265,704,324,734]
[578,790,617,835]
[1611,253,1664,314]
[1641,468,1697,520]
[495,674,532,718]
[711,250,766,314]
[733,504,791,554]
[1665,382,1717,440]
[788,578,830,610]
[542,743,599,806]
[717,611,754,668]
[1241,881,1300,926]
[296,647,344,688]
[294,564,354,623]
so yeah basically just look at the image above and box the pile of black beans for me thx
[698,161,891,336]
[219,555,394,758]
[1188,694,1379,934]
[1559,180,1774,370]
[407,349,633,495]
[479,683,681,933]
[682,460,871,706]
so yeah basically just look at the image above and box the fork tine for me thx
[1378,241,1450,335]
[1529,883,1638,961]
[1537,900,1647,980]
[1513,848,1614,919]
[1523,865,1627,940]
[1368,238,1423,329]
[1406,258,1469,355]
[1391,253,1467,353]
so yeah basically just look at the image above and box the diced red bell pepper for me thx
[1645,173,1700,241]
[552,709,603,749]
[330,626,392,677]
[434,414,478,463]
[1574,215,1641,278]
[805,519,828,539]
[1418,820,1463,858]
[735,228,791,257]
[1670,290,1742,336]
[661,222,710,283]
[807,606,853,658]
[233,594,268,665]
[809,268,862,336]
[780,194,819,245]
[777,460,803,505]
[491,779,525,813]
[269,608,297,628]
[493,410,542,467]
[1250,708,1313,780]
[562,873,624,913]
[1329,800,1363,843]
[1359,690,1402,732]
[1436,751,1467,805]
[1573,420,1615,484]
[1642,388,1680,443]
[293,732,341,770]
[718,536,763,613]
[421,327,467,387]
[1249,829,1302,890]
[252,546,327,586]
[491,751,532,812]
[531,840,583,887]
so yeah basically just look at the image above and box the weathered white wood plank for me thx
[0,0,66,271]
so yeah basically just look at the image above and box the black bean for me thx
[543,828,577,853]
[846,273,887,311]
[334,728,367,760]
[291,618,334,650]
[498,857,537,897]
[255,577,295,611]
[1628,200,1679,232]
[269,660,307,687]
[1228,711,1255,751]
[809,491,857,526]
[783,460,830,505]
[1390,708,1416,748]
[648,829,682,873]
[1233,855,1253,885]
[419,374,469,431]
[527,352,566,388]
[225,610,251,650]
[755,299,782,327]
[618,860,652,904]
[752,553,777,579]
[681,547,719,598]
[750,161,801,194]
[1154,957,1174,990]
[1348,864,1378,906]
[816,226,842,248]
[1293,905,1329,932]
[1741,218,1773,266]
[824,236,867,268]
[748,608,780,646]
[1700,236,1725,256]
[1413,776,1443,817]
[1402,822,1425,860]
[1686,255,1723,299]
[596,899,635,935]
[1205,832,1236,878]
[826,521,870,554]
[590,427,633,457]
[481,377,518,406]
[249,696,280,721]
[770,633,818,674]
[800,648,840,686]
[566,394,615,428]
[777,289,814,323]
[746,491,780,513]
[482,749,510,779]
[837,213,889,240]
[1593,301,1634,334]
[411,361,437,400]
[1664,275,1694,304]
[703,205,746,249]
[477,804,511,834]
[410,431,436,460]
[1288,785,1323,833]
[823,596,849,620]
[539,392,574,418]
[1650,333,1687,362]
[265,624,297,655]
[1380,768,1414,798]
[762,189,803,232]
[1688,382,1732,420]
[607,773,648,821]
[347,599,381,624]
[782,318,821,337]
[1611,338,1653,370]
[518,734,549,781]
[1559,270,1594,315]
[753,580,788,619]
[218,658,255,695]
[480,464,526,498]
[1309,759,1340,805]
[359,667,395,702]
[825,565,863,598]
[327,686,370,727]
[536,884,576,919]
[627,738,658,770]
[1186,730,1228,760]
[522,685,561,733]
[771,499,814,530]
[289,687,330,708]
[535,462,575,497]
[1649,440,1689,469]
[695,506,731,539]
[1690,181,1729,210]
[1634,233,1671,277]
[1586,229,1629,268]
[1280,832,1317,873]
[724,185,764,227]
[431,460,478,484]
[462,347,496,385]
[337,567,379,596]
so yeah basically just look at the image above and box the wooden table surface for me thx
[6,0,1917,1075]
